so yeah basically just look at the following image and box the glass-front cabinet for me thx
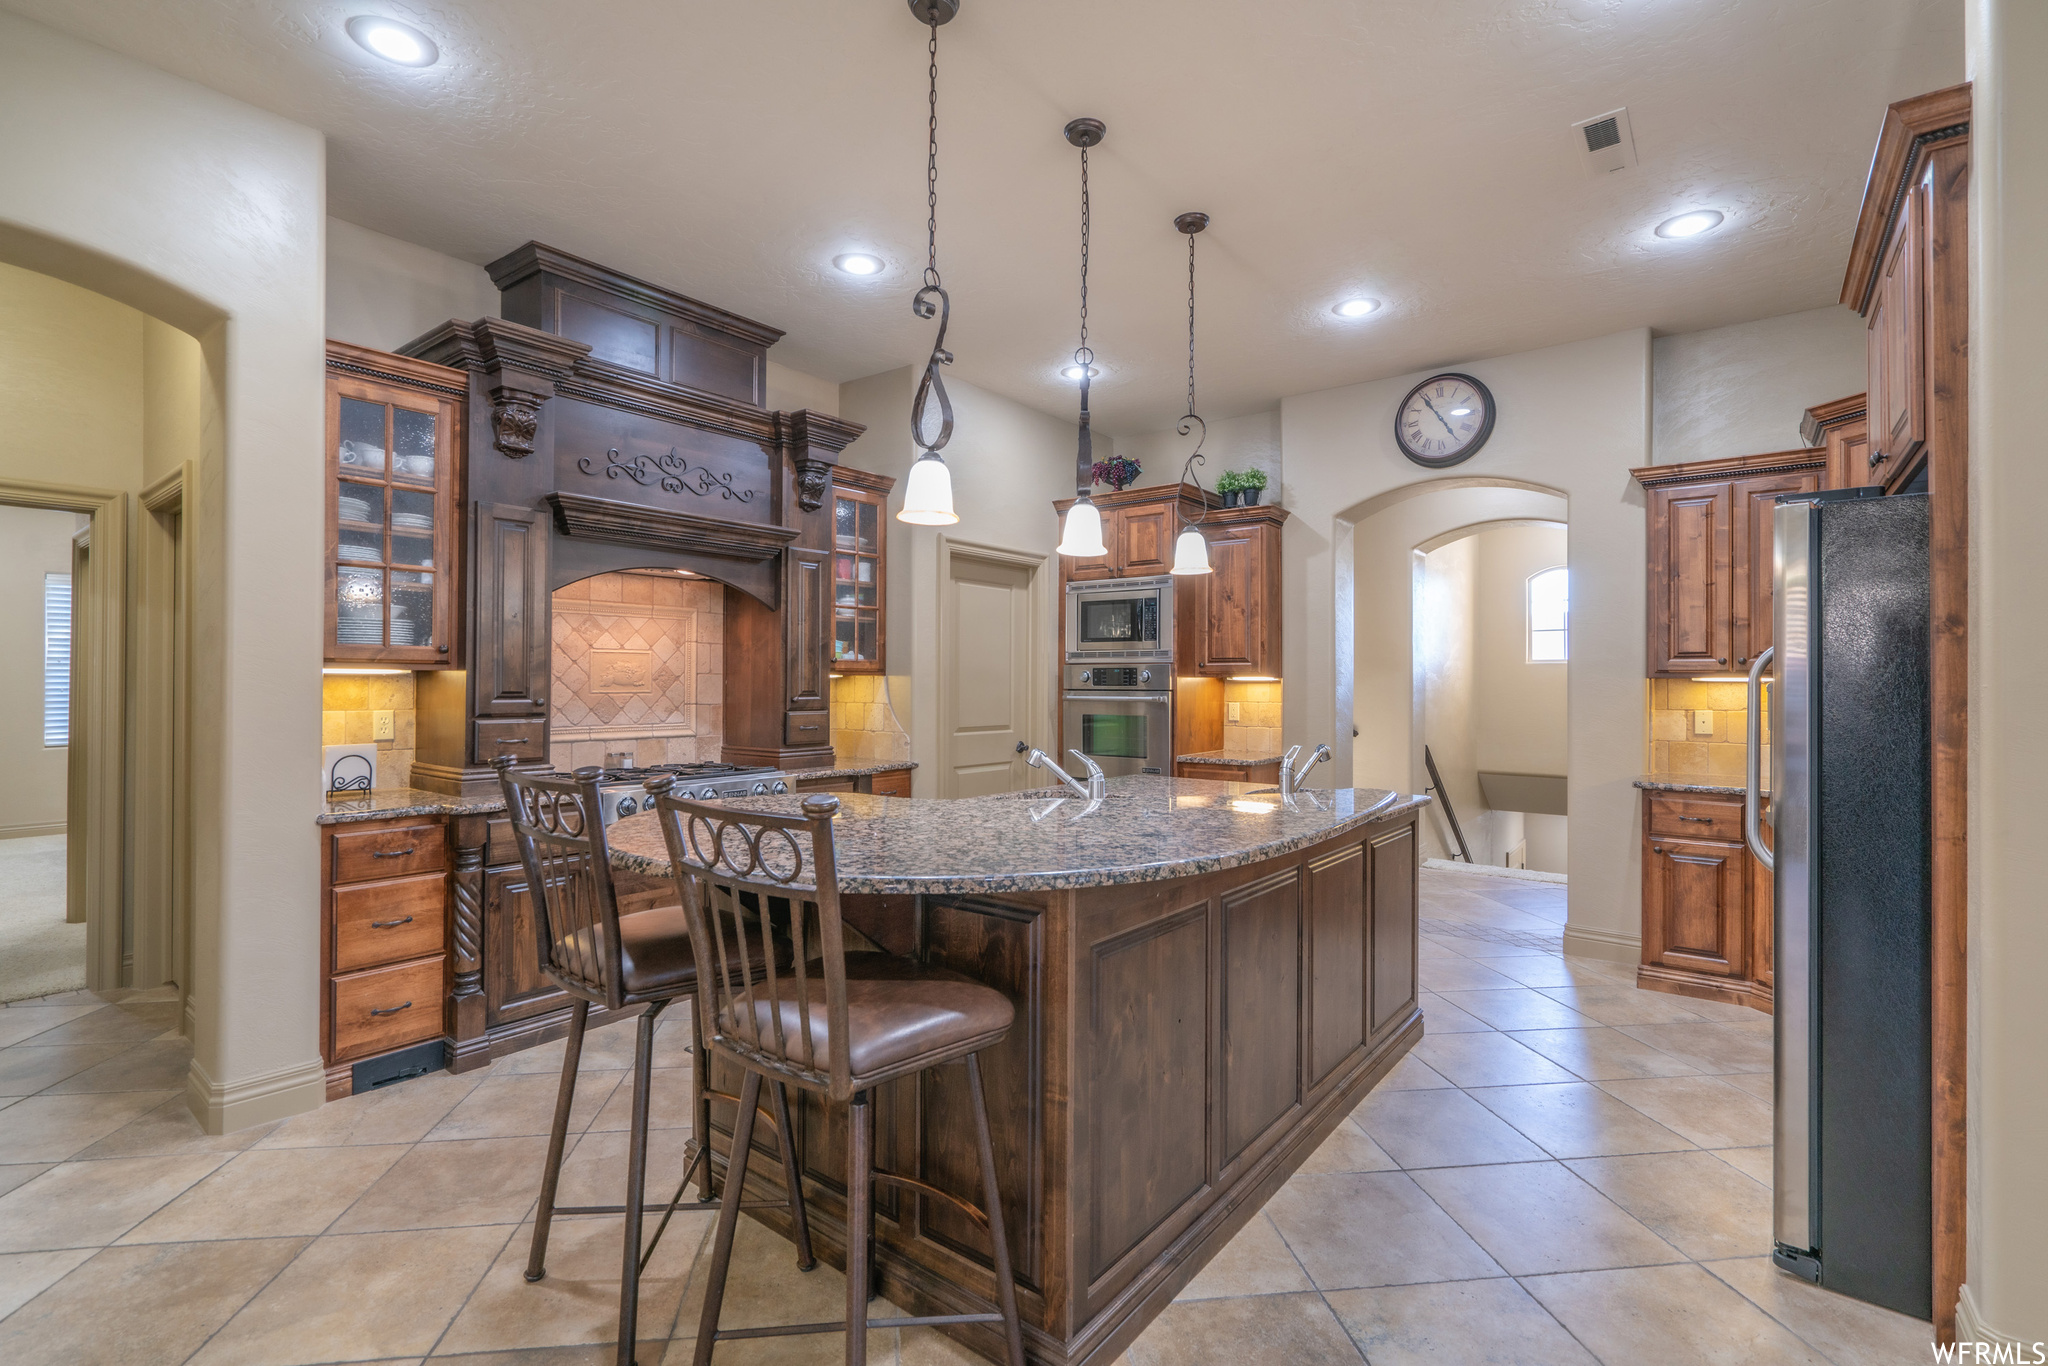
[829,466,896,674]
[325,342,466,668]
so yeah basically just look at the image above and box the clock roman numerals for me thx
[1395,373,1494,468]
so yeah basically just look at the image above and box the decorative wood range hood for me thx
[398,242,865,794]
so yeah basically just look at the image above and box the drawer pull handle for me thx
[371,916,415,929]
[369,1001,413,1017]
[493,739,526,747]
[1677,816,1714,823]
[372,848,417,858]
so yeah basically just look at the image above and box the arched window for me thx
[1528,566,1567,661]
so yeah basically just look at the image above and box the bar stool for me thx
[494,760,815,1366]
[645,780,1027,1366]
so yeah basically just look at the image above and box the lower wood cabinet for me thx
[320,816,451,1097]
[1175,759,1283,785]
[1637,792,1772,1013]
[792,768,913,797]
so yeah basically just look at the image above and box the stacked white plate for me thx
[337,618,383,644]
[337,541,381,562]
[338,494,373,524]
[392,511,433,531]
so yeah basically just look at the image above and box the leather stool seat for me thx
[565,906,789,1000]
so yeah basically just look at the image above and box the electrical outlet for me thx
[373,710,396,742]
[1227,701,1242,724]
[1692,710,1714,737]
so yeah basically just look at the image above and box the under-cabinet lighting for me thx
[346,16,439,66]
[323,667,411,676]
[1230,675,1280,682]
[1690,675,1752,683]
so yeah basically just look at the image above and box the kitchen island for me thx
[606,775,1427,1366]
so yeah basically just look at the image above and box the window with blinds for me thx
[44,572,71,748]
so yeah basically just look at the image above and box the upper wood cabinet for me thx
[1053,489,1190,581]
[325,342,465,669]
[1867,187,1928,475]
[1633,449,1824,678]
[829,466,896,674]
[1801,393,1870,491]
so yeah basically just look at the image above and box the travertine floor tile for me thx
[1125,1290,1364,1365]
[1293,1117,1397,1175]
[191,1226,510,1365]
[1567,1150,1773,1261]
[552,1126,701,1213]
[1618,1022,1776,1074]
[1325,1276,1599,1366]
[1524,1262,1832,1365]
[1713,1145,1775,1186]
[1722,1070,1777,1100]
[1413,1032,1578,1089]
[1532,985,1713,1027]
[121,1144,409,1243]
[1470,1082,1696,1160]
[1367,1053,1456,1091]
[0,1040,127,1095]
[426,1070,625,1142]
[1480,955,1630,991]
[258,1067,485,1148]
[1351,1087,1548,1169]
[1415,993,1495,1033]
[1597,1075,1774,1150]
[0,1162,51,1199]
[1264,1171,1503,1289]
[17,1000,179,1048]
[332,1135,550,1232]
[43,1038,193,1093]
[1412,1161,1682,1275]
[1175,1211,1312,1301]
[589,1067,696,1132]
[1504,1026,1706,1081]
[75,1094,279,1159]
[0,1236,304,1366]
[0,1006,106,1050]
[1704,1255,1935,1364]
[0,1152,227,1251]
[0,1246,94,1320]
[440,1345,664,1365]
[673,1211,859,1337]
[0,1089,175,1161]
[1418,957,1525,992]
[1433,988,1597,1032]
[437,1212,713,1354]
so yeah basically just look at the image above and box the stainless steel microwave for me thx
[1065,576,1172,662]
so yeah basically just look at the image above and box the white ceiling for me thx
[7,0,1960,433]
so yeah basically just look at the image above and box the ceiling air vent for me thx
[1572,107,1638,174]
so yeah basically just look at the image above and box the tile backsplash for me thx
[1648,678,1769,777]
[831,674,910,764]
[322,673,417,790]
[550,571,724,772]
[1222,679,1282,757]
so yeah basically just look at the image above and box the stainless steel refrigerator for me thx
[1744,488,1932,1319]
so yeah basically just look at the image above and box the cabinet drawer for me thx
[1646,794,1744,842]
[785,710,829,747]
[1179,762,1253,782]
[793,775,856,793]
[331,822,446,885]
[869,769,912,798]
[331,957,443,1061]
[334,874,447,973]
[476,718,547,763]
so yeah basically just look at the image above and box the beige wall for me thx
[1120,409,1280,497]
[325,217,498,354]
[0,506,79,837]
[1651,305,1867,464]
[1964,0,2048,1343]
[837,367,1080,795]
[1473,523,1569,779]
[0,10,328,1132]
[1417,536,1482,863]
[1294,329,1649,962]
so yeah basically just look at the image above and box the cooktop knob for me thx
[614,796,637,817]
[770,780,788,794]
[1139,669,1152,683]
[697,786,718,800]
[751,781,770,794]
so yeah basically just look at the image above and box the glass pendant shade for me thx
[897,453,958,525]
[1057,497,1107,557]
[1171,526,1213,575]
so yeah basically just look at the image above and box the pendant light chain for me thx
[1075,147,1092,368]
[1185,228,1197,418]
[1175,214,1212,538]
[924,20,940,289]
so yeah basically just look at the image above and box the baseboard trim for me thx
[0,822,66,841]
[185,1054,326,1135]
[1422,857,1567,885]
[1561,924,1641,965]
[1956,1284,2029,1348]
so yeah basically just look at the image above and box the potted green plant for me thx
[1238,468,1268,506]
[1215,469,1246,507]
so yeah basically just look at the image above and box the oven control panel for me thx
[1068,665,1156,689]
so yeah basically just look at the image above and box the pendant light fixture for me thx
[1170,212,1215,576]
[1056,117,1109,558]
[897,0,962,526]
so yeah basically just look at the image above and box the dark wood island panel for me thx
[699,807,1421,1365]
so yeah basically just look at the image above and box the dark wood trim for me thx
[1635,963,1772,1014]
[486,240,786,349]
[1629,447,1826,489]
[830,463,899,496]
[1799,393,1868,448]
[545,490,800,564]
[325,339,470,397]
[1840,84,1972,313]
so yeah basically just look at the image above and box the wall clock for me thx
[1395,372,1495,467]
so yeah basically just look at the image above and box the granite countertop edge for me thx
[318,760,922,824]
[1635,772,1769,796]
[604,785,1432,895]
[1175,750,1287,766]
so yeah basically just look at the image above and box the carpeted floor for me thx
[0,834,84,1002]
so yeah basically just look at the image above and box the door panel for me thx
[1306,845,1368,1088]
[1731,471,1820,669]
[1368,824,1418,1041]
[476,502,550,718]
[482,864,567,1027]
[1647,484,1732,675]
[943,549,1039,796]
[1119,504,1174,576]
[1220,871,1303,1165]
[1642,836,1747,977]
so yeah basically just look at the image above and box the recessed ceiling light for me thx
[346,15,438,66]
[1655,209,1725,239]
[1061,364,1101,381]
[1332,298,1381,319]
[833,253,884,276]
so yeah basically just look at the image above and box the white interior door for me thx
[940,544,1042,798]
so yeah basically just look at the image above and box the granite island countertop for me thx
[1176,749,1287,766]
[318,760,920,825]
[604,774,1426,895]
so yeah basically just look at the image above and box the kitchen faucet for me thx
[1028,747,1106,802]
[1280,743,1332,798]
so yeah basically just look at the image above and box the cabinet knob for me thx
[1717,657,1727,665]
[1738,655,1747,666]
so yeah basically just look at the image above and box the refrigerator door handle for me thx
[1745,646,1775,870]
